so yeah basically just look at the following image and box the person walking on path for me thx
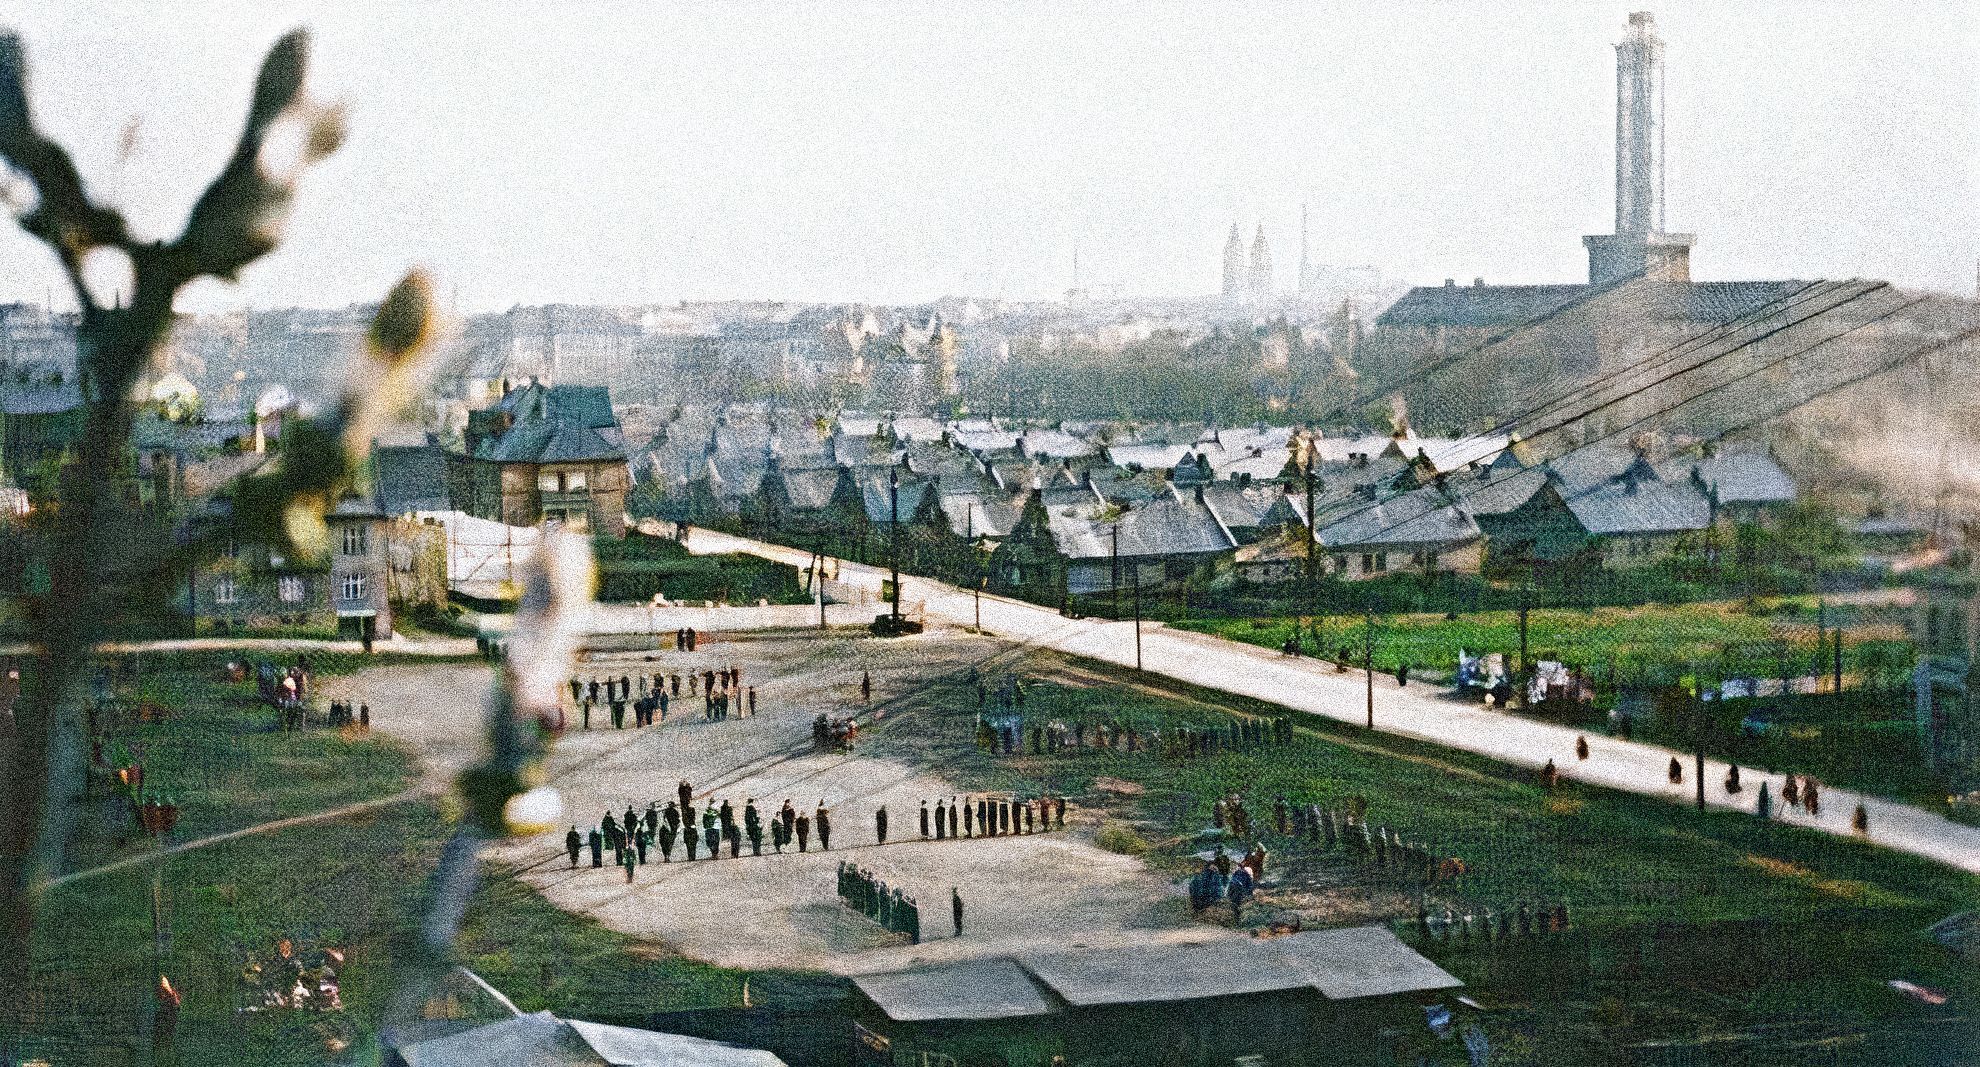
[1724,764,1743,794]
[1575,735,1589,760]
[1804,779,1821,816]
[875,804,888,845]
[1853,802,1869,834]
[565,826,582,869]
[1668,758,1683,785]
[796,812,812,852]
[951,888,964,937]
[678,780,694,814]
[1782,775,1801,809]
[702,807,720,859]
[861,670,872,704]
[587,828,603,868]
[658,820,676,861]
[621,844,636,883]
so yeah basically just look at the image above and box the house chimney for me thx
[1472,277,1485,287]
[1444,279,1456,288]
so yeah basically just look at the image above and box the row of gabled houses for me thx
[629,404,1801,599]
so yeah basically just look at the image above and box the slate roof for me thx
[1560,472,1712,536]
[1019,428,1097,459]
[373,444,452,513]
[468,383,625,465]
[1375,284,1592,329]
[852,958,1060,1023]
[1106,443,1192,472]
[1312,485,1482,550]
[1200,483,1297,530]
[854,468,935,524]
[1681,447,1797,505]
[395,1011,785,1067]
[939,491,1025,540]
[131,412,254,456]
[1453,465,1549,517]
[778,466,844,511]
[1047,486,1234,560]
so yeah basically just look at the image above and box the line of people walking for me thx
[891,794,1069,843]
[562,782,838,880]
[566,666,757,730]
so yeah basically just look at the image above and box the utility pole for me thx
[1515,569,1532,709]
[1110,523,1121,620]
[1364,609,1375,730]
[1303,436,1319,600]
[1694,672,1707,811]
[888,465,902,621]
[1133,565,1143,671]
[1833,629,1844,695]
[816,547,827,631]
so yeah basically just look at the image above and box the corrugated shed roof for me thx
[852,958,1061,1022]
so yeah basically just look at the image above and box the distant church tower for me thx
[1222,224,1246,297]
[1583,11,1693,285]
[1248,225,1273,296]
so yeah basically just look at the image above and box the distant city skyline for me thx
[1,2,1973,313]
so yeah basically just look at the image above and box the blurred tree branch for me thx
[0,27,424,1027]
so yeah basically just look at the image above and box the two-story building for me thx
[447,380,630,536]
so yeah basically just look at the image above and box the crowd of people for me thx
[565,665,757,730]
[563,782,843,881]
[325,700,369,731]
[837,863,923,943]
[1188,844,1268,921]
[894,793,1069,842]
[979,713,1297,760]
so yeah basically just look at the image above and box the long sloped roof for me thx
[1375,284,1591,329]
[1313,485,1481,550]
[397,1011,785,1067]
[470,383,625,464]
[852,958,1060,1023]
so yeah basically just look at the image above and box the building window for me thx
[538,470,561,493]
[215,576,238,604]
[564,469,587,491]
[341,574,366,602]
[342,525,368,556]
[278,575,306,603]
[1360,553,1374,574]
[1374,552,1389,573]
[1331,554,1348,573]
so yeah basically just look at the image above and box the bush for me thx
[1094,821,1150,856]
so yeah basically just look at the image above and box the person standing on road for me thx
[875,804,888,845]
[780,799,797,843]
[919,800,931,838]
[947,798,959,838]
[861,670,872,704]
[816,802,832,850]
[951,888,964,937]
[587,827,603,868]
[1575,735,1589,760]
[565,826,581,868]
[622,843,636,883]
[934,799,947,840]
[748,687,757,717]
[961,798,974,838]
[657,819,677,861]
[682,805,699,860]
[795,812,812,852]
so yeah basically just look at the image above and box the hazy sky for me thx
[2,2,1974,312]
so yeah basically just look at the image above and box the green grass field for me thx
[861,657,1979,1065]
[18,652,814,1067]
[1172,597,1915,689]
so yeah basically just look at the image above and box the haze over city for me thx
[2,0,1974,313]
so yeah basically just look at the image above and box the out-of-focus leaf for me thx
[369,270,435,362]
[245,30,309,136]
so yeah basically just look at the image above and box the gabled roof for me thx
[1312,485,1481,550]
[1048,486,1234,560]
[779,466,844,510]
[1200,482,1296,530]
[1680,447,1797,505]
[1559,472,1712,535]
[468,383,625,465]
[939,490,1025,540]
[1105,443,1192,472]
[854,468,935,524]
